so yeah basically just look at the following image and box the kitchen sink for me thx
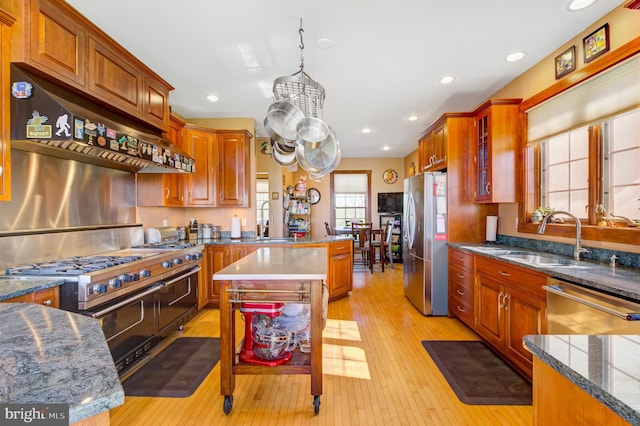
[501,253,590,269]
[254,238,295,243]
[459,246,517,255]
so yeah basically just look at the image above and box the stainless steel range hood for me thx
[10,65,194,174]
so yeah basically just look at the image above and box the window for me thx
[538,109,640,224]
[330,171,372,229]
[522,49,640,245]
[256,179,269,234]
[540,126,590,218]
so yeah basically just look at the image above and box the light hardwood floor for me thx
[110,264,533,426]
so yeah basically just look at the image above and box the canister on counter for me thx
[212,225,221,241]
[202,223,212,239]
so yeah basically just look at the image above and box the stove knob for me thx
[139,269,151,278]
[131,272,140,281]
[93,284,107,294]
[173,258,183,265]
[184,254,194,261]
[161,260,172,268]
[109,278,123,289]
[118,273,132,283]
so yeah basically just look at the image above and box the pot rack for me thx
[266,19,340,179]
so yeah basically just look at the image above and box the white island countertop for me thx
[212,247,327,281]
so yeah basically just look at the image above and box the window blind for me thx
[527,54,640,145]
[334,173,368,192]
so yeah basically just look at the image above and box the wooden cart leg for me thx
[220,280,235,404]
[309,279,323,399]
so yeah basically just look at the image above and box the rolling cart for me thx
[213,247,327,415]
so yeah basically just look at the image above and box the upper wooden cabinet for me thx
[141,125,252,208]
[472,99,521,203]
[184,125,216,206]
[0,9,14,202]
[418,122,447,172]
[216,130,251,207]
[7,0,172,132]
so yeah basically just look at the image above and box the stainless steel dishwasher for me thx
[544,277,640,334]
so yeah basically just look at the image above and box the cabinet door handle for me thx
[456,289,465,296]
[498,292,504,309]
[456,305,465,313]
[456,272,465,279]
[42,299,53,306]
[456,256,464,261]
[165,188,169,199]
[503,294,509,311]
[498,270,511,277]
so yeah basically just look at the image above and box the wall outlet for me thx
[241,217,247,226]
[162,218,168,227]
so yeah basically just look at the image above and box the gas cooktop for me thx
[5,254,144,276]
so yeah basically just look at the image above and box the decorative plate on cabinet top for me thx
[383,169,398,184]
[408,161,416,177]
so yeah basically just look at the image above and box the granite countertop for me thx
[0,277,64,302]
[213,247,327,280]
[0,303,124,423]
[449,242,640,302]
[524,334,640,425]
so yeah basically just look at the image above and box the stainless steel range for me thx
[2,226,203,376]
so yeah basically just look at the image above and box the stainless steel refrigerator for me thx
[403,172,448,315]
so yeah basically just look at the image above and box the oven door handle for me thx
[543,285,640,321]
[163,266,201,287]
[90,283,166,318]
[162,267,201,306]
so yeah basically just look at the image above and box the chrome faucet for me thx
[259,201,269,239]
[537,210,589,261]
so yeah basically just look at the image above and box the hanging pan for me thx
[296,117,329,149]
[271,139,297,166]
[264,117,297,148]
[296,126,340,175]
[266,101,304,141]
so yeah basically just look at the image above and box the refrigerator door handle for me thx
[407,191,416,251]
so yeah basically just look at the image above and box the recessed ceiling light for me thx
[569,0,597,11]
[362,128,371,134]
[382,146,391,151]
[317,38,333,49]
[205,94,220,102]
[505,51,526,62]
[408,115,418,121]
[439,75,455,85]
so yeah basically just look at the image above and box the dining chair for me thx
[351,222,372,271]
[370,221,395,272]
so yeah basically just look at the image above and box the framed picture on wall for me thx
[554,45,576,79]
[583,23,610,63]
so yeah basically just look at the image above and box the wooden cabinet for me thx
[418,122,447,172]
[448,248,475,328]
[138,126,251,208]
[8,0,172,132]
[216,130,251,207]
[326,240,353,300]
[137,114,186,206]
[475,256,547,379]
[185,125,216,206]
[2,287,59,308]
[182,126,252,207]
[204,245,230,308]
[473,99,521,203]
[0,9,14,202]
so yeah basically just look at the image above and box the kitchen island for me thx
[524,334,640,425]
[0,303,124,425]
[213,247,327,415]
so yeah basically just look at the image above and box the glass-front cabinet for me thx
[473,99,521,204]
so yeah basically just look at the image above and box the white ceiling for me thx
[66,0,624,159]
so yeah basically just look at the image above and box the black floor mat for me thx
[123,337,220,398]
[421,340,532,405]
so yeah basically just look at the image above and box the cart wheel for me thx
[313,395,321,415]
[223,395,233,415]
